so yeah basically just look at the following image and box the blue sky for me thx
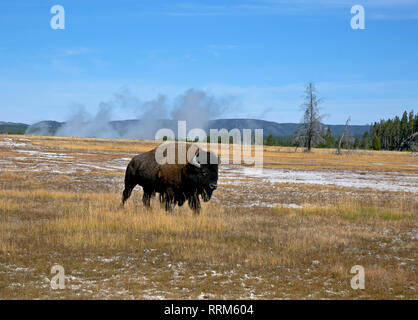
[0,0,417,124]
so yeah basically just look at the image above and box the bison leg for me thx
[158,193,166,209]
[159,193,165,203]
[121,182,136,206]
[142,189,153,208]
[164,188,176,212]
[176,193,186,207]
[188,194,201,214]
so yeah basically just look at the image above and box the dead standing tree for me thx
[295,83,324,152]
[337,116,354,155]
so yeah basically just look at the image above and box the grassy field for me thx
[0,135,417,299]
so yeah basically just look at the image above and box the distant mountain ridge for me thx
[0,121,28,134]
[1,119,370,138]
[208,119,370,137]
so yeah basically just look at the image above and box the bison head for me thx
[186,148,219,202]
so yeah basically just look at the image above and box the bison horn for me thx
[190,154,201,168]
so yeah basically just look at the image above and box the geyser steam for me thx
[26,88,232,140]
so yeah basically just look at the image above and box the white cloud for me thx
[61,47,94,57]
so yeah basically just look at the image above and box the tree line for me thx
[264,83,417,151]
[367,110,418,150]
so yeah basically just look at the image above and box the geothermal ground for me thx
[0,135,417,299]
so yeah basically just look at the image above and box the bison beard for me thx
[121,143,219,213]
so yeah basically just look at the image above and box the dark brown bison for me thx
[121,143,219,213]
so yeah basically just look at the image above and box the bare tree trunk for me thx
[337,117,351,155]
[296,82,324,152]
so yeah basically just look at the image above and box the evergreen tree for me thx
[368,110,416,151]
[400,111,409,144]
[408,110,415,136]
[360,131,370,149]
[415,113,418,132]
[372,135,381,150]
[323,127,334,148]
[354,137,360,149]
[266,134,274,146]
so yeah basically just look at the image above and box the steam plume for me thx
[26,88,232,140]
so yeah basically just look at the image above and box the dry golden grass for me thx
[277,193,416,221]
[0,172,24,181]
[1,187,416,299]
[0,135,417,299]
[27,135,159,153]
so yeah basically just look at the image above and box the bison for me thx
[121,143,219,213]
